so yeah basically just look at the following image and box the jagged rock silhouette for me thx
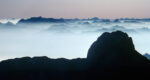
[0,31,150,80]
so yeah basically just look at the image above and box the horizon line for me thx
[1,16,150,20]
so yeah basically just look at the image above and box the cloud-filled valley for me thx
[0,17,150,60]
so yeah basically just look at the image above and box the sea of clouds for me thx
[0,18,150,60]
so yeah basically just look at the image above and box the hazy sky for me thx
[0,0,150,18]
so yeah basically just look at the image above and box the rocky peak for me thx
[87,31,148,66]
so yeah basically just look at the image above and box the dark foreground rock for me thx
[0,31,150,80]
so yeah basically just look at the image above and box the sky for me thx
[0,0,150,60]
[0,0,150,19]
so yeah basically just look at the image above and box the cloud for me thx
[1,17,150,34]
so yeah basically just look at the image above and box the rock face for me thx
[87,31,149,67]
[0,31,150,80]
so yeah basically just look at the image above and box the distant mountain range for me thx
[17,17,150,24]
[1,17,150,25]
[18,17,66,23]
[0,31,150,80]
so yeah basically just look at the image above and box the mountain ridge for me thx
[0,31,149,80]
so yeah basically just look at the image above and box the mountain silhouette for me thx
[18,17,66,24]
[0,31,150,80]
[87,31,149,66]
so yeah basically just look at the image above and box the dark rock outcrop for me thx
[0,31,150,80]
[87,31,149,66]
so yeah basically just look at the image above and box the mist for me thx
[0,19,150,60]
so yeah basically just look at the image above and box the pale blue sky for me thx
[0,0,150,18]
